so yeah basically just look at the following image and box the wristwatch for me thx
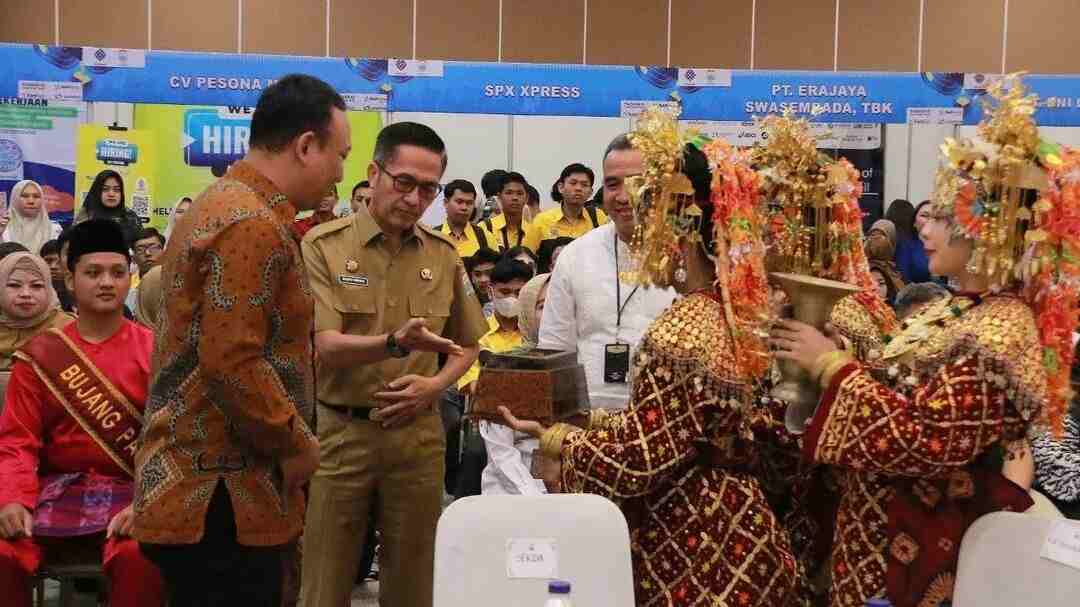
[386,332,411,358]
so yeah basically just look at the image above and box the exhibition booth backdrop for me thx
[3,43,1080,228]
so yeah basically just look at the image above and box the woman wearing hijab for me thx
[163,197,192,241]
[0,252,75,370]
[74,170,142,245]
[2,181,63,254]
[864,218,907,305]
[516,272,551,348]
[134,264,163,330]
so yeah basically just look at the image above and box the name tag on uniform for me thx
[339,275,369,287]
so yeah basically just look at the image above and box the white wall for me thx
[883,124,910,206]
[511,115,632,210]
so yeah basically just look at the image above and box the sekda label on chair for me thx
[1041,520,1080,571]
[506,537,558,579]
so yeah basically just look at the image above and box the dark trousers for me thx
[141,481,285,607]
[454,420,487,499]
[440,387,466,494]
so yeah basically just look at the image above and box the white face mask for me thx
[492,295,521,319]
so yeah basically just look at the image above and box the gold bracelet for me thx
[587,408,611,430]
[539,423,575,459]
[811,350,855,389]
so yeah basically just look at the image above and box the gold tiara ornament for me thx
[932,73,1080,436]
[751,112,872,290]
[932,74,1050,288]
[624,108,699,289]
[625,108,772,379]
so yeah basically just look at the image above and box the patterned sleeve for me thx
[804,334,1042,479]
[197,216,314,459]
[553,348,718,499]
[543,296,746,500]
[1032,413,1080,503]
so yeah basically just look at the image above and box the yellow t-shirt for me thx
[523,206,608,254]
[438,222,494,258]
[457,324,524,389]
[486,214,531,252]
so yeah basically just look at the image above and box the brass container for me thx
[770,272,860,434]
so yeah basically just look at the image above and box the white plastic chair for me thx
[953,511,1080,607]
[434,494,635,606]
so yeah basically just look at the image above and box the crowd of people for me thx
[0,72,1074,607]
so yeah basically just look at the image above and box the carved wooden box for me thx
[470,349,591,425]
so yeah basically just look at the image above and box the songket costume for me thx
[0,318,163,607]
[739,114,899,603]
[796,77,1080,607]
[538,112,801,606]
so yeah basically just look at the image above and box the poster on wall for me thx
[76,124,157,224]
[0,98,83,224]
[132,104,383,229]
[686,120,884,228]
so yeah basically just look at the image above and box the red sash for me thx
[15,328,143,477]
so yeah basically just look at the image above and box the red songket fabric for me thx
[0,320,153,572]
[557,294,801,606]
[802,294,1041,607]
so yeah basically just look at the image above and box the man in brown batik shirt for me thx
[133,74,349,607]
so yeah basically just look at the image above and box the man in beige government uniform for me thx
[300,122,488,607]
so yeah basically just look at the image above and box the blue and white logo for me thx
[183,107,252,175]
[0,139,24,176]
[95,139,138,165]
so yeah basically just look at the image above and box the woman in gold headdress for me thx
[769,76,1077,607]
[502,110,802,606]
[744,113,898,605]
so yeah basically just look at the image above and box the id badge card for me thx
[604,343,630,383]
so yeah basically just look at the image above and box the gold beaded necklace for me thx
[881,293,981,361]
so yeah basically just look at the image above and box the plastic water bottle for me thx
[544,580,573,607]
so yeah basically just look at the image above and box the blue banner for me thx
[4,43,1080,125]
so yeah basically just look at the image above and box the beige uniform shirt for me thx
[302,205,489,407]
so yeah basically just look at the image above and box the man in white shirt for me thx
[538,134,676,410]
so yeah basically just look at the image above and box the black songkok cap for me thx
[66,218,131,272]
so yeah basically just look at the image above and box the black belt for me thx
[320,402,375,420]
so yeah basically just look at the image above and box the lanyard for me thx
[614,231,640,332]
[501,224,524,250]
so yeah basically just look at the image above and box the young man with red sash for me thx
[0,219,163,607]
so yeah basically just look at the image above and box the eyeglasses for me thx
[375,162,442,201]
[134,243,163,255]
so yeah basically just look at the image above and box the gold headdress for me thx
[932,74,1049,287]
[750,113,896,332]
[625,108,771,378]
[624,108,698,288]
[932,73,1080,435]
[751,113,874,291]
